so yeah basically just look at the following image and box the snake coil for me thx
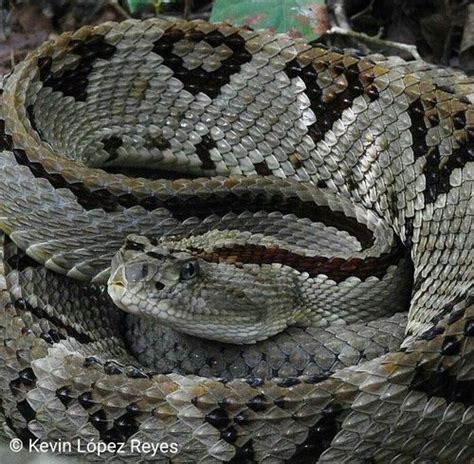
[0,18,472,463]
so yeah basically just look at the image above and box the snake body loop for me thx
[0,18,472,463]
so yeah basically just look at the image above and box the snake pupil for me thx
[180,261,199,281]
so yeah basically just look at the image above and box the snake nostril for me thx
[155,281,165,291]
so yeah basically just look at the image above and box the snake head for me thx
[107,233,305,344]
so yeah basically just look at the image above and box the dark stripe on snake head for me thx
[124,238,146,252]
[147,251,169,260]
[152,27,252,99]
[37,35,116,102]
[193,242,405,283]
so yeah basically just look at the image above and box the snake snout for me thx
[108,266,126,288]
[109,261,157,288]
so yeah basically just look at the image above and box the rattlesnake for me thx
[0,18,472,463]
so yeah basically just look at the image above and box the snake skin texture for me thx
[0,17,472,463]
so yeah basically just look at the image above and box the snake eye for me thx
[180,261,199,281]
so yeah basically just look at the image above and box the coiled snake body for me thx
[0,18,472,463]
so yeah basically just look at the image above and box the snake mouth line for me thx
[107,260,127,294]
[108,276,126,289]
